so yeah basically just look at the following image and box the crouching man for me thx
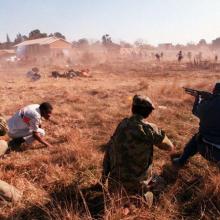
[7,102,53,150]
[101,95,174,198]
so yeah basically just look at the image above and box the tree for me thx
[48,32,66,39]
[53,32,66,39]
[134,39,144,47]
[76,38,89,48]
[22,35,28,41]
[28,29,47,40]
[102,34,112,46]
[101,34,120,54]
[4,34,12,49]
[14,33,23,44]
[198,39,207,47]
[212,38,220,49]
[6,34,11,43]
[72,39,89,48]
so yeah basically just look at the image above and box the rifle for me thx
[183,87,212,99]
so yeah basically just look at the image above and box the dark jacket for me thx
[192,94,220,144]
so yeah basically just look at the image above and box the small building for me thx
[14,37,72,59]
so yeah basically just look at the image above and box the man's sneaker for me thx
[8,138,25,151]
[0,140,9,156]
[144,191,154,208]
[172,157,185,167]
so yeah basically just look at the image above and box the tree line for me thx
[0,30,120,51]
[1,29,220,50]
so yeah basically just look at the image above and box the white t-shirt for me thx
[8,104,41,134]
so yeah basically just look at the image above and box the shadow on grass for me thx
[175,175,206,219]
[7,183,105,220]
[7,162,182,220]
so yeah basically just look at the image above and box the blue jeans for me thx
[179,133,220,164]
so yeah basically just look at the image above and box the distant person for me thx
[26,67,41,81]
[173,83,220,167]
[7,102,53,150]
[26,67,38,78]
[177,51,183,62]
[215,55,218,62]
[101,95,174,196]
[155,53,160,61]
[160,52,164,58]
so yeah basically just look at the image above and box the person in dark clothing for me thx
[177,51,183,62]
[173,83,220,166]
[155,53,160,61]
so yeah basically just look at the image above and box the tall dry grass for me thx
[0,61,219,219]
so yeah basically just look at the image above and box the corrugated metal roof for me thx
[15,37,71,47]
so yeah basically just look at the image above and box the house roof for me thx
[15,37,71,47]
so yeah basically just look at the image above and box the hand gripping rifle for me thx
[183,87,212,99]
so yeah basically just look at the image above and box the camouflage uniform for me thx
[102,96,172,194]
[0,117,9,156]
[0,117,8,136]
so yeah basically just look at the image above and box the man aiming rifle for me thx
[183,87,212,99]
[173,83,220,167]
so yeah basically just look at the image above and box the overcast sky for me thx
[1,0,220,45]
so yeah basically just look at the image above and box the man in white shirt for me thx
[7,102,53,150]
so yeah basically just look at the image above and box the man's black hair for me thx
[40,102,53,113]
[132,105,153,118]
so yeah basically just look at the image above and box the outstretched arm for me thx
[33,131,52,148]
[156,134,174,152]
[145,124,174,152]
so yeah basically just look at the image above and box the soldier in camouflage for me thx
[0,117,8,136]
[0,117,22,201]
[101,95,174,195]
[0,117,9,156]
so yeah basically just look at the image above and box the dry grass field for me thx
[0,60,220,219]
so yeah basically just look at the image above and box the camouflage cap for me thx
[132,95,155,109]
[0,117,8,136]
[214,82,220,93]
